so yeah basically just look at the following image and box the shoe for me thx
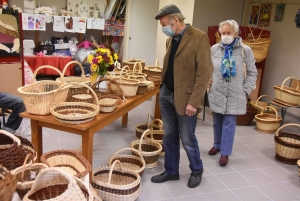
[208,147,220,155]
[151,172,179,183]
[219,155,228,166]
[188,169,203,188]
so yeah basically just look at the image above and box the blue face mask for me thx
[162,25,175,37]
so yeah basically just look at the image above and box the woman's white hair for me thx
[219,20,239,34]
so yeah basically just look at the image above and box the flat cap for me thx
[155,4,181,20]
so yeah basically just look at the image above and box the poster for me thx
[64,16,74,32]
[87,18,105,30]
[259,4,272,27]
[53,16,65,32]
[74,17,87,33]
[274,4,286,22]
[248,4,261,27]
[34,14,46,31]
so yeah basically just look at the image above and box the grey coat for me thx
[208,37,258,115]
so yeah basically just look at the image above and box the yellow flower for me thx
[96,56,103,64]
[91,64,98,71]
[87,55,93,63]
[109,55,114,65]
[114,53,118,60]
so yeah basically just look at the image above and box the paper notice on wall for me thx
[87,18,105,30]
[22,13,35,30]
[24,0,36,14]
[73,17,86,33]
[34,14,46,31]
[53,16,65,32]
[64,16,75,32]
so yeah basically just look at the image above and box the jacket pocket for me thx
[186,87,193,94]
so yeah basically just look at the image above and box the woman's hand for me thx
[186,104,197,116]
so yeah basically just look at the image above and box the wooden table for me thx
[20,87,160,169]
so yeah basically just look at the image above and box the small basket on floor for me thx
[144,119,165,156]
[236,105,258,126]
[40,149,92,180]
[98,96,120,113]
[274,123,300,165]
[0,165,17,201]
[108,147,146,175]
[254,106,282,134]
[130,129,162,168]
[135,114,161,139]
[274,77,300,106]
[92,160,141,201]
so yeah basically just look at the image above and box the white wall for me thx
[242,0,300,118]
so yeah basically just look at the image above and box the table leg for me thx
[122,113,128,128]
[82,129,94,182]
[154,93,161,119]
[31,120,42,162]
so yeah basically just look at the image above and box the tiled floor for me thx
[14,100,300,201]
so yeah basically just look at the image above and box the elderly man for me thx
[151,4,212,188]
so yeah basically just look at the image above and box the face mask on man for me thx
[221,35,234,45]
[162,19,176,37]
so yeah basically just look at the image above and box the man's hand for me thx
[186,104,197,116]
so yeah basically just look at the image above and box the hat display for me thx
[155,4,181,20]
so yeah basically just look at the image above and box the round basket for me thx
[0,165,17,201]
[146,66,162,86]
[274,123,300,165]
[144,59,163,77]
[255,106,282,134]
[11,154,48,199]
[92,160,141,201]
[135,120,161,139]
[92,78,124,99]
[98,96,120,113]
[130,129,162,169]
[17,65,68,115]
[116,66,140,97]
[108,148,146,175]
[67,93,95,103]
[0,130,36,171]
[123,58,146,71]
[236,105,258,126]
[40,149,92,179]
[144,119,165,156]
[250,95,278,114]
[23,167,94,201]
[50,82,100,124]
[243,39,271,63]
[274,77,300,107]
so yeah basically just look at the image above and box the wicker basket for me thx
[255,106,282,134]
[130,129,162,168]
[135,114,161,139]
[92,78,124,99]
[11,154,48,199]
[236,105,258,126]
[50,83,100,124]
[92,160,141,201]
[146,66,162,86]
[126,62,147,81]
[0,165,17,201]
[23,167,94,201]
[144,59,163,77]
[18,65,68,115]
[137,83,148,95]
[274,123,300,165]
[274,77,300,106]
[40,150,92,179]
[98,96,120,113]
[108,147,146,175]
[123,58,146,71]
[250,95,278,114]
[0,130,36,171]
[116,67,140,97]
[144,119,165,156]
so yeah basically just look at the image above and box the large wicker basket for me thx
[236,105,258,126]
[123,58,146,71]
[250,95,278,114]
[255,106,282,134]
[130,129,162,168]
[0,165,17,201]
[18,65,68,115]
[274,123,300,165]
[274,77,300,106]
[108,147,146,175]
[144,119,165,156]
[40,150,92,180]
[92,160,141,201]
[50,83,100,124]
[23,167,94,201]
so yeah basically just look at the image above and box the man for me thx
[151,4,212,188]
[0,92,26,134]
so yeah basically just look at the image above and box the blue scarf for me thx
[220,38,237,81]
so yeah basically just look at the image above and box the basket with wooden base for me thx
[144,119,165,156]
[255,106,282,134]
[0,165,17,201]
[274,77,300,107]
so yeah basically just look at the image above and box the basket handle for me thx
[62,61,86,78]
[275,123,300,136]
[32,65,63,84]
[109,147,144,164]
[138,129,153,151]
[150,119,163,131]
[155,59,158,66]
[260,106,278,120]
[280,77,299,90]
[133,62,143,74]
[255,95,271,107]
[147,114,150,129]
[21,153,34,183]
[0,129,21,146]
[118,66,130,82]
[108,160,123,184]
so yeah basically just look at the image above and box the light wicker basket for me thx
[274,123,300,165]
[18,65,68,115]
[144,119,165,156]
[274,77,300,106]
[23,167,94,201]
[126,62,147,81]
[108,147,146,175]
[116,66,140,97]
[40,150,92,180]
[123,58,146,71]
[92,160,141,201]
[98,96,120,113]
[144,59,163,77]
[50,82,100,124]
[255,106,282,134]
[250,95,278,114]
[146,66,162,86]
[130,129,162,168]
[0,165,17,201]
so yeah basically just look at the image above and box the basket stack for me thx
[0,165,17,201]
[254,106,282,134]
[274,77,300,106]
[274,123,300,165]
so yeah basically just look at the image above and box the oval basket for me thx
[130,129,162,169]
[23,167,94,201]
[274,77,300,106]
[274,123,300,165]
[17,65,68,115]
[254,106,282,134]
[250,95,278,114]
[50,82,100,124]
[98,95,120,113]
[0,165,17,201]
[108,147,146,175]
[40,149,92,179]
[135,114,161,139]
[144,119,165,156]
[92,160,141,201]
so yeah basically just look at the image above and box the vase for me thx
[96,75,108,90]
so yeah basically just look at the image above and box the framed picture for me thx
[259,4,272,27]
[248,4,261,27]
[274,4,286,22]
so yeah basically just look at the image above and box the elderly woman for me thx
[208,20,257,166]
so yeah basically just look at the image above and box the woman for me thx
[208,20,257,166]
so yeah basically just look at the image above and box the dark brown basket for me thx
[135,123,160,139]
[137,84,148,95]
[236,105,258,126]
[0,165,17,201]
